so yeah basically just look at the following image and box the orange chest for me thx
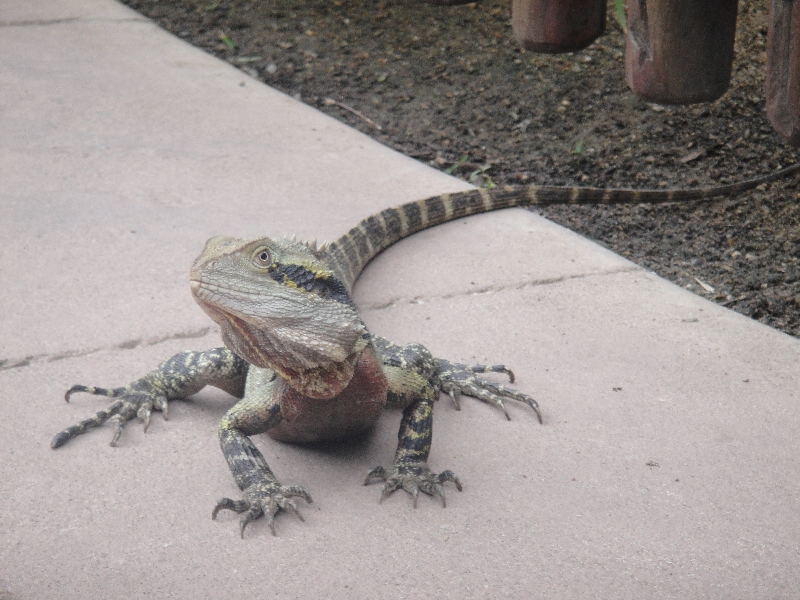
[266,348,388,443]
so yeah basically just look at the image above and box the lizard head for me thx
[190,235,368,398]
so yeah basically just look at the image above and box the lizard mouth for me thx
[189,280,227,326]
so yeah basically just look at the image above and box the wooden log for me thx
[625,0,738,104]
[766,0,800,145]
[512,0,606,53]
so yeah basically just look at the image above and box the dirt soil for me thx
[122,0,800,337]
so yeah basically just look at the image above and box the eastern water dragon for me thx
[52,165,799,536]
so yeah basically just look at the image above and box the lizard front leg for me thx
[52,348,247,448]
[436,358,542,423]
[365,396,462,507]
[365,342,462,507]
[372,336,541,422]
[212,367,312,537]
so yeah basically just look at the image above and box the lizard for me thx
[51,163,799,537]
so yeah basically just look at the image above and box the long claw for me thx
[448,389,461,410]
[364,466,387,485]
[239,507,263,538]
[472,365,515,383]
[379,479,400,503]
[154,396,169,420]
[283,485,313,503]
[529,400,543,424]
[214,482,311,537]
[279,498,305,522]
[437,358,541,421]
[432,484,446,508]
[139,404,152,432]
[368,463,461,507]
[64,384,122,403]
[212,497,248,519]
[265,511,278,537]
[109,415,123,447]
[497,398,510,420]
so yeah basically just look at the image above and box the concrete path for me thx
[2,1,799,598]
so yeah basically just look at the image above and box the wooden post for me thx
[512,0,606,53]
[766,0,800,145]
[625,0,738,104]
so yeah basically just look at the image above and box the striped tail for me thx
[325,162,800,288]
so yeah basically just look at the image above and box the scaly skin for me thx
[52,165,799,536]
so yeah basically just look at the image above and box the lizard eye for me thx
[252,247,271,267]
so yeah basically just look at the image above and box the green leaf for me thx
[445,155,469,174]
[614,0,627,33]
[572,141,584,155]
[220,33,235,50]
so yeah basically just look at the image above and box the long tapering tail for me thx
[325,162,800,288]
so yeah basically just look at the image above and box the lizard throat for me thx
[219,309,364,399]
[190,279,367,399]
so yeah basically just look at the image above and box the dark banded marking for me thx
[349,225,370,265]
[268,262,354,305]
[342,238,361,277]
[424,195,447,223]
[337,243,358,282]
[395,399,434,461]
[363,215,388,250]
[451,190,484,218]
[381,207,404,239]
[403,202,422,232]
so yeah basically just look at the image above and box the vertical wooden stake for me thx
[766,0,800,145]
[625,0,738,104]
[512,0,607,53]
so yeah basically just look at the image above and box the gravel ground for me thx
[123,0,800,337]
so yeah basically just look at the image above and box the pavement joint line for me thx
[359,265,643,311]
[0,327,214,373]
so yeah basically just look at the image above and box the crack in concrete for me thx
[0,327,212,372]
[358,266,642,311]
[2,267,643,370]
[0,17,146,27]
[0,18,80,26]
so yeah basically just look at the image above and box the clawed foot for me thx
[212,480,312,537]
[51,383,169,448]
[364,462,462,507]
[436,360,542,423]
